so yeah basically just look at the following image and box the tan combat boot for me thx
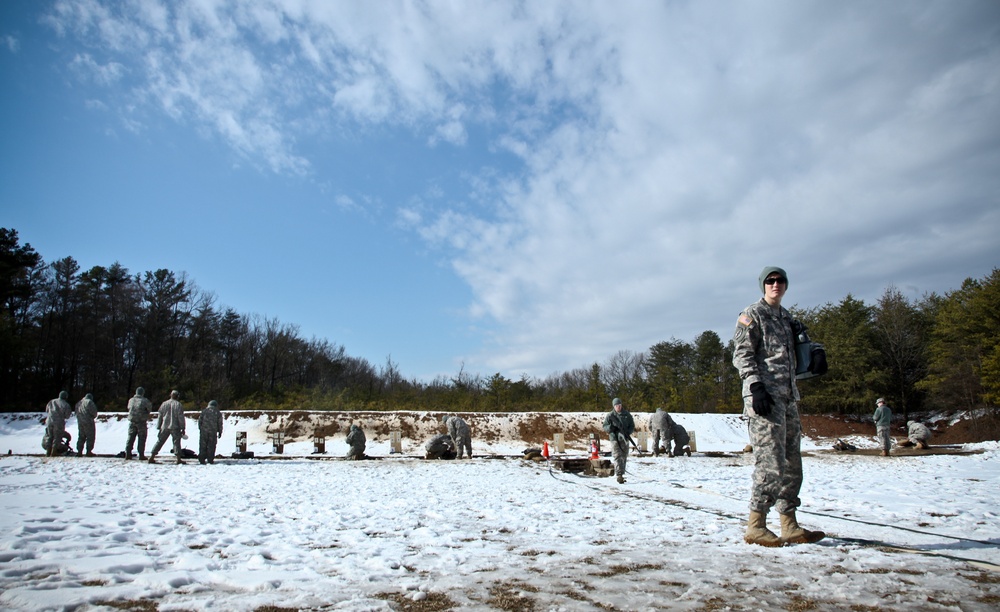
[744,511,783,547]
[779,511,825,544]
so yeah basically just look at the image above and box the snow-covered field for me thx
[1,411,998,611]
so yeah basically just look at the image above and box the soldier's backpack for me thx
[793,320,828,380]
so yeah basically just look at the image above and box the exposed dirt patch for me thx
[93,600,158,612]
[801,412,998,445]
[83,409,993,449]
[800,415,872,439]
[934,412,1000,444]
[487,581,539,611]
[375,591,456,612]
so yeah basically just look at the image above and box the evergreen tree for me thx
[920,269,1000,410]
[793,296,880,415]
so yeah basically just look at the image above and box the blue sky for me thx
[2,1,998,383]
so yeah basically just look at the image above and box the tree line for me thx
[2,228,998,421]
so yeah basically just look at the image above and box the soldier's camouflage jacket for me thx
[156,399,186,432]
[75,398,99,425]
[198,404,224,436]
[732,297,800,416]
[127,395,152,424]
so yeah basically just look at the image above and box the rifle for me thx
[611,430,642,454]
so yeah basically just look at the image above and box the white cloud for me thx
[3,35,20,53]
[39,0,1000,377]
[416,1,1000,375]
[69,52,125,85]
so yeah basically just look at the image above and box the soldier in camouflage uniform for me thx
[198,400,224,464]
[649,407,675,456]
[74,393,99,456]
[42,429,73,456]
[903,420,931,449]
[345,423,366,460]
[732,266,824,547]
[148,390,187,464]
[425,432,456,459]
[442,414,473,459]
[44,391,73,457]
[667,421,691,457]
[125,387,152,460]
[873,398,892,456]
[602,397,635,484]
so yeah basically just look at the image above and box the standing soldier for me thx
[125,387,152,460]
[345,423,366,460]
[873,398,893,456]
[442,414,473,459]
[44,391,73,457]
[602,397,635,484]
[148,390,187,464]
[198,400,224,464]
[74,393,99,456]
[732,266,825,547]
[650,407,675,456]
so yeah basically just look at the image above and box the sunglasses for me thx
[764,277,787,286]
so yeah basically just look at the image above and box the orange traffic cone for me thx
[542,441,550,459]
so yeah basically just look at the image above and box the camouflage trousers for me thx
[611,437,629,476]
[77,422,96,453]
[877,426,891,453]
[747,397,803,515]
[453,434,472,459]
[346,443,365,460]
[652,429,666,453]
[45,419,66,452]
[150,428,183,458]
[126,422,148,456]
[199,431,219,463]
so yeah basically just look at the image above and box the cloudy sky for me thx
[1,1,998,382]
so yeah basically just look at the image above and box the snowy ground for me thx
[1,412,999,611]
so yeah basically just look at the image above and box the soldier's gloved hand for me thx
[749,382,773,417]
[617,433,626,444]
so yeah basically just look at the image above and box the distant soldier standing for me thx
[442,414,473,459]
[44,391,73,457]
[74,393,99,456]
[873,398,893,456]
[148,390,187,464]
[125,387,152,460]
[345,423,366,460]
[198,400,224,464]
[602,397,635,484]
[650,407,675,456]
[732,266,824,547]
